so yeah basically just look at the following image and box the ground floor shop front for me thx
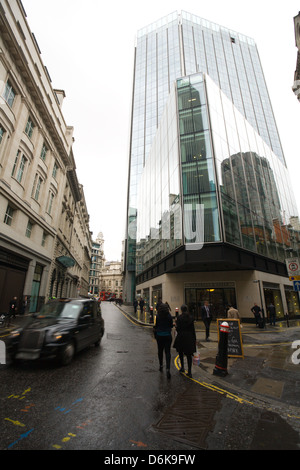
[0,241,81,315]
[136,270,300,322]
[0,244,51,315]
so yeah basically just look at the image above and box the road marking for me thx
[5,418,26,427]
[174,356,254,406]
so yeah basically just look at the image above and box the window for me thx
[41,231,47,247]
[47,191,55,215]
[11,150,20,177]
[25,117,34,139]
[40,143,48,161]
[4,205,14,226]
[31,174,43,201]
[52,162,58,179]
[16,155,27,183]
[25,220,33,238]
[3,80,16,108]
[0,126,5,144]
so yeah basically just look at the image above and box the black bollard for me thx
[213,321,229,377]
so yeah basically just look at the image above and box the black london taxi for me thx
[10,298,105,365]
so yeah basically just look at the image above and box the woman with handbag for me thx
[173,304,196,378]
[154,303,174,379]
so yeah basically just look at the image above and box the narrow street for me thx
[1,302,300,453]
[0,302,203,451]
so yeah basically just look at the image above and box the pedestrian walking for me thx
[133,298,138,314]
[173,304,196,378]
[139,298,144,315]
[227,305,240,319]
[8,296,18,326]
[268,302,276,326]
[153,303,173,379]
[201,300,212,341]
[251,303,262,327]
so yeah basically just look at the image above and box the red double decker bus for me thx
[99,292,116,301]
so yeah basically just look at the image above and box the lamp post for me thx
[253,280,266,328]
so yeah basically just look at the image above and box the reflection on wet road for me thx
[0,302,201,450]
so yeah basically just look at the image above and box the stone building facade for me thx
[100,261,123,299]
[293,11,300,100]
[0,0,92,313]
[89,232,105,296]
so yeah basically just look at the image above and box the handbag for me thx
[193,349,200,366]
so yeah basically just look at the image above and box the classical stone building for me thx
[293,11,300,100]
[89,232,105,296]
[100,261,123,299]
[0,0,92,312]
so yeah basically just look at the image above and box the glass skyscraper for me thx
[124,11,300,320]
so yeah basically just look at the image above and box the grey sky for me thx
[22,0,300,260]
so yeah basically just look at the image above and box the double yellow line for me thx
[174,355,255,405]
[119,306,300,419]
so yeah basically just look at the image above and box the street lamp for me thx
[253,280,266,328]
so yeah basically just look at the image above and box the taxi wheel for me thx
[60,341,75,366]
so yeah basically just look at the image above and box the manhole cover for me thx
[107,333,122,340]
[153,385,223,449]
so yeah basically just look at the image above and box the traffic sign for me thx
[293,281,300,292]
[289,276,300,281]
[286,258,300,277]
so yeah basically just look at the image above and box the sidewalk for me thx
[119,304,300,415]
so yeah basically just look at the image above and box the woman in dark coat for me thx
[173,304,196,377]
[154,303,174,379]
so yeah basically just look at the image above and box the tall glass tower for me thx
[124,11,299,308]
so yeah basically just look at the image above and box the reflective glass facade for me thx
[205,73,299,260]
[136,85,182,274]
[135,73,300,275]
[125,11,299,300]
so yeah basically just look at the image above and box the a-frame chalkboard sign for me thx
[217,318,244,358]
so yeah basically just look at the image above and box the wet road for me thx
[0,302,198,451]
[2,303,300,452]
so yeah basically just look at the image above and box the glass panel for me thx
[238,203,255,251]
[205,72,299,260]
[221,194,241,246]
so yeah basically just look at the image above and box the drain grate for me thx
[153,384,223,449]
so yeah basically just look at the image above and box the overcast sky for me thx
[22,0,300,260]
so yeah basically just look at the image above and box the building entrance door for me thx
[185,287,236,320]
[0,266,26,313]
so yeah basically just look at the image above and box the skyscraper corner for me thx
[123,11,300,322]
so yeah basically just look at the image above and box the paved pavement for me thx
[119,304,300,414]
[119,304,300,449]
